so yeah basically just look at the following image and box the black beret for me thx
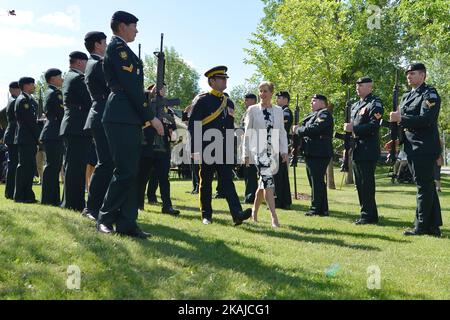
[84,31,107,43]
[45,68,62,82]
[205,66,229,78]
[9,81,19,89]
[112,11,139,24]
[69,51,89,60]
[356,76,373,84]
[18,77,35,87]
[406,63,426,74]
[276,91,291,100]
[244,93,257,100]
[312,94,328,103]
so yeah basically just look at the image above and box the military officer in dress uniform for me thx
[96,11,163,239]
[344,77,383,225]
[389,63,443,237]
[60,51,92,212]
[292,94,334,216]
[188,66,252,225]
[274,91,293,210]
[240,93,258,204]
[82,31,114,221]
[14,77,40,203]
[3,81,21,199]
[40,68,64,206]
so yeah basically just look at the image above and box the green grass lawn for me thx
[0,165,449,300]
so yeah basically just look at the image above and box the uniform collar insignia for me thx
[210,89,224,98]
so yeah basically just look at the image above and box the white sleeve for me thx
[243,108,253,159]
[279,109,288,155]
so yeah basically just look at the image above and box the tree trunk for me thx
[327,159,336,190]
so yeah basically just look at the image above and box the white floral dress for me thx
[256,107,275,189]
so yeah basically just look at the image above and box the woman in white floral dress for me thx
[243,82,288,228]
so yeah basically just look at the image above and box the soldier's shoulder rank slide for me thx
[58,94,63,101]
[426,100,436,108]
[122,64,134,73]
[24,103,29,110]
[317,112,328,122]
[119,51,128,60]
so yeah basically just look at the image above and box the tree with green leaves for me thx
[246,0,450,171]
[229,82,259,126]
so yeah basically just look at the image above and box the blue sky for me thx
[0,0,264,106]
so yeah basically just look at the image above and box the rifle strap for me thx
[202,96,228,126]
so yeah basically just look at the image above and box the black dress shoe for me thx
[233,208,252,226]
[148,199,159,204]
[403,229,427,236]
[162,207,180,215]
[118,228,151,239]
[191,189,199,195]
[23,199,38,204]
[97,223,115,234]
[428,227,442,238]
[305,211,318,217]
[82,209,98,221]
[355,218,378,225]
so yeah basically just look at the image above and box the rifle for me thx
[150,34,181,152]
[38,87,44,117]
[387,70,399,166]
[292,95,300,200]
[334,89,352,172]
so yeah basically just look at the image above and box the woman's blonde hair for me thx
[258,81,274,93]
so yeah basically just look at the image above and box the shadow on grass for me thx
[285,225,410,243]
[0,207,435,300]
[175,213,381,252]
[329,210,415,230]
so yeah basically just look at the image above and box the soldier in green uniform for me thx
[274,91,293,210]
[14,77,40,203]
[292,94,334,216]
[60,51,92,212]
[40,68,64,206]
[96,11,163,239]
[240,93,258,204]
[82,31,113,221]
[344,77,383,225]
[188,66,252,225]
[389,63,442,237]
[137,84,180,215]
[3,81,21,199]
